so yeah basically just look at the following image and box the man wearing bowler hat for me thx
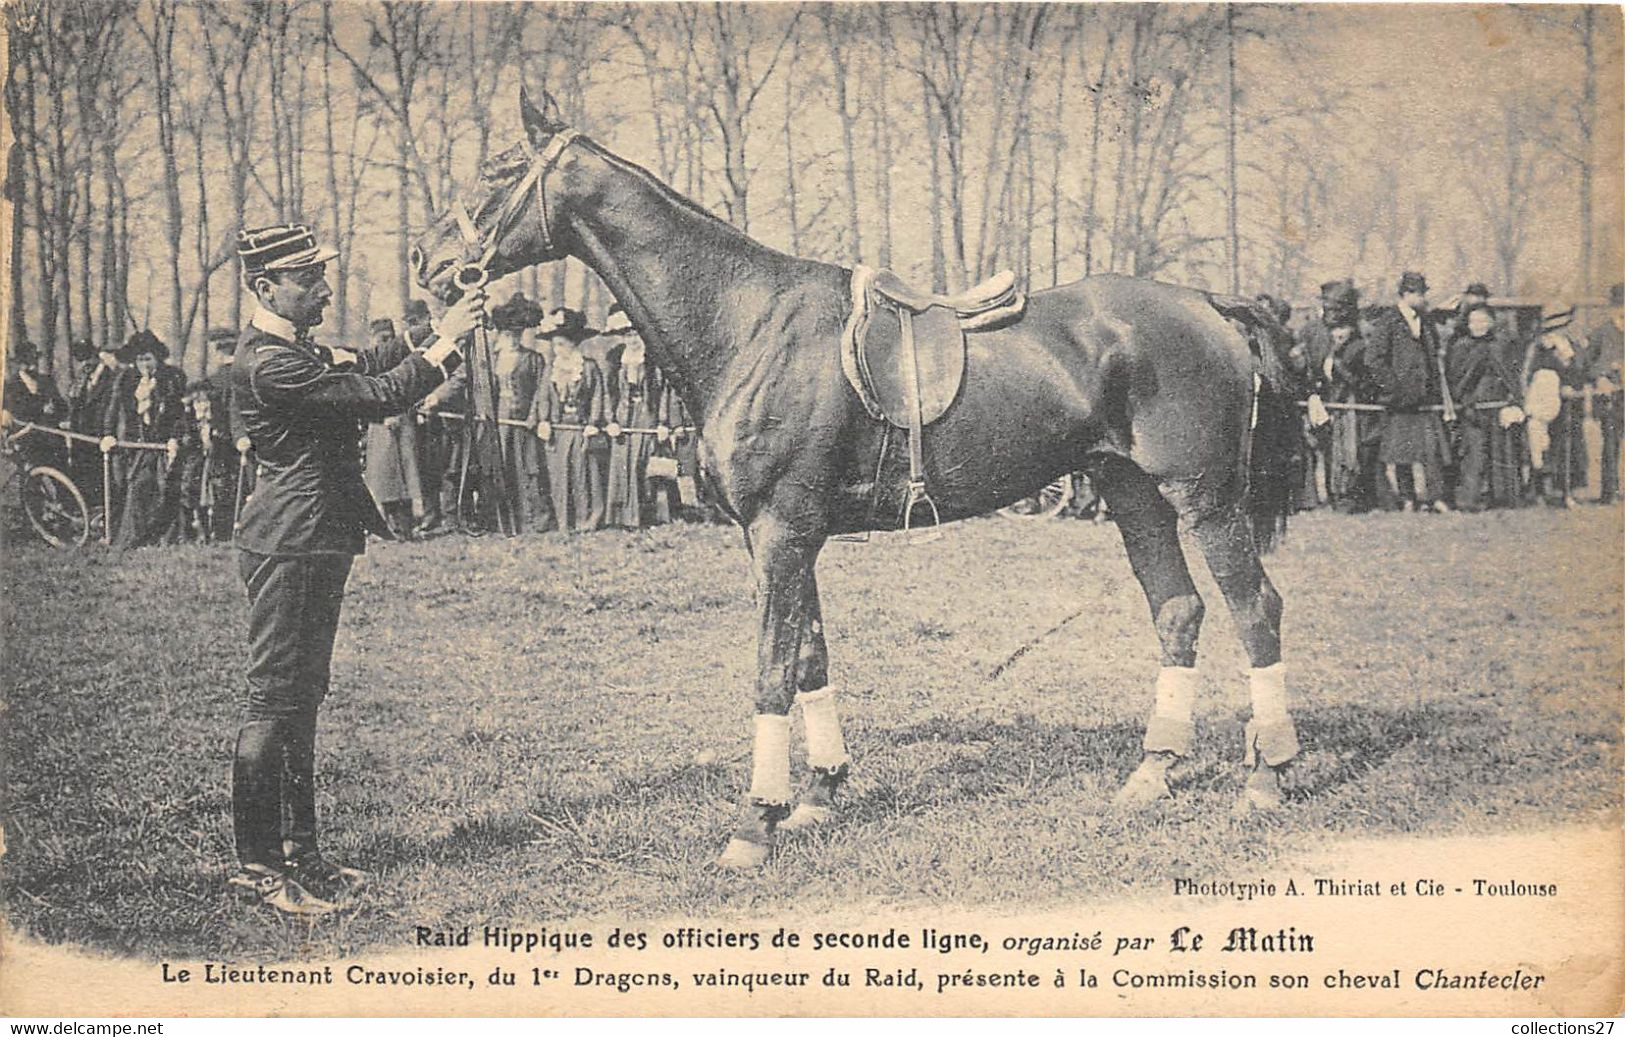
[228,223,485,914]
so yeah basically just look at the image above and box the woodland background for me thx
[4,1,1622,380]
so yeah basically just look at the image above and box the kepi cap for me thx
[238,224,338,280]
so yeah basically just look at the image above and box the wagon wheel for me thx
[999,475,1075,519]
[22,465,91,548]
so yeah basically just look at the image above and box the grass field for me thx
[2,505,1621,961]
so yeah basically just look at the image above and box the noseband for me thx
[450,127,581,291]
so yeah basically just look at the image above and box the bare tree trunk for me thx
[822,9,862,263]
[5,22,29,349]
[1022,114,1036,283]
[193,120,211,377]
[923,73,947,292]
[1579,6,1595,293]
[322,1,348,337]
[782,43,800,255]
[22,38,60,363]
[1082,19,1112,276]
[1049,22,1069,286]
[397,162,412,317]
[9,140,26,348]
[870,8,895,270]
[75,159,92,348]
[137,0,185,347]
[1225,3,1240,294]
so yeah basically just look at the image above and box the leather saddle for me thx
[839,265,1027,533]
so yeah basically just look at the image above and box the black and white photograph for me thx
[0,0,1621,1021]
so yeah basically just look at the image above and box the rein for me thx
[451,128,581,290]
[441,128,580,535]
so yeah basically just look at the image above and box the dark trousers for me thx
[233,551,353,868]
[1600,398,1621,501]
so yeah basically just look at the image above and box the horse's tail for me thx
[1205,292,1304,554]
[1246,370,1298,554]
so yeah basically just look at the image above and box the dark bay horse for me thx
[414,90,1303,868]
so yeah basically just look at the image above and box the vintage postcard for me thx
[1,0,1621,1020]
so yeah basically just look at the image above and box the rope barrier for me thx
[432,412,697,436]
[1297,400,1513,414]
[5,418,169,450]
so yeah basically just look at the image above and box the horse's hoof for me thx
[779,803,833,831]
[1232,767,1286,817]
[1110,758,1173,812]
[717,837,771,869]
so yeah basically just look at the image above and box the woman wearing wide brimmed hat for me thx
[528,307,607,531]
[603,306,679,528]
[107,329,188,546]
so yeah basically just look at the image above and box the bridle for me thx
[446,127,581,292]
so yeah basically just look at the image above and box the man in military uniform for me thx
[1587,283,1623,504]
[228,224,484,915]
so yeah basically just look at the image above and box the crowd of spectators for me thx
[1278,275,1622,513]
[6,274,1621,548]
[1,296,710,548]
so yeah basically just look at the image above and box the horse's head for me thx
[413,88,581,300]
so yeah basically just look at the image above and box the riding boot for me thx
[281,712,319,866]
[232,719,286,868]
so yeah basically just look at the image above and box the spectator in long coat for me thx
[362,318,424,537]
[1586,283,1623,504]
[107,330,187,547]
[175,383,237,541]
[194,327,252,533]
[1367,271,1452,511]
[1294,280,1362,510]
[406,300,453,535]
[4,337,69,471]
[1313,293,1383,512]
[603,307,676,527]
[530,308,606,531]
[488,294,550,532]
[1448,303,1525,510]
[68,338,122,504]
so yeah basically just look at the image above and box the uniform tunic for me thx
[231,305,451,718]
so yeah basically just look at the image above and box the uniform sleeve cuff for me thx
[423,338,462,377]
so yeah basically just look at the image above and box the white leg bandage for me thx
[796,686,851,770]
[1248,663,1290,726]
[1244,662,1299,767]
[1144,666,1200,757]
[748,714,791,804]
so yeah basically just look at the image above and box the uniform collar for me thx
[250,306,302,345]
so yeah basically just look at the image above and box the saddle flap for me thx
[857,305,965,429]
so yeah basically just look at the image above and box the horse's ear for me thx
[520,86,565,147]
